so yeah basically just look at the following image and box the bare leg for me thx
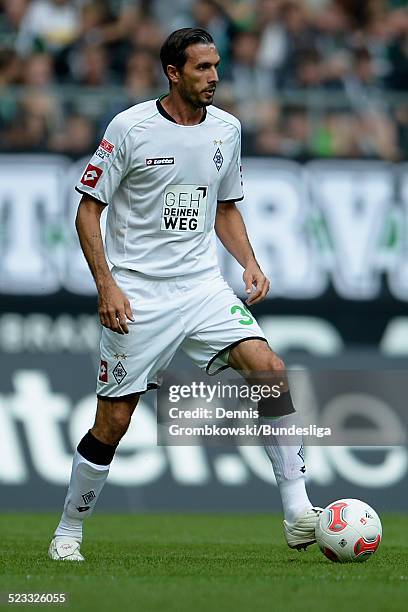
[91,393,140,444]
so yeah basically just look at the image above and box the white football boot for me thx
[48,537,85,561]
[284,507,323,550]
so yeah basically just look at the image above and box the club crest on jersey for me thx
[96,138,115,161]
[213,148,223,171]
[146,157,175,166]
[81,163,103,188]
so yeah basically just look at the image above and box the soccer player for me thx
[48,27,321,561]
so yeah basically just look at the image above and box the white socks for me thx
[262,413,312,524]
[54,450,110,542]
[54,414,311,540]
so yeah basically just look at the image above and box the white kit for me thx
[76,98,266,396]
[96,267,266,396]
[76,99,244,278]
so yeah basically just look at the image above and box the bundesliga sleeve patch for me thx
[80,163,103,188]
[96,138,115,161]
[100,139,114,153]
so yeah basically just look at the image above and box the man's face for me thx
[173,43,220,108]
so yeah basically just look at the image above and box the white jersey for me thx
[76,98,244,278]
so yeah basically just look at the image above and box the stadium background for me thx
[0,0,407,513]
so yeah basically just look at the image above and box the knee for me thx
[260,353,289,391]
[265,352,286,373]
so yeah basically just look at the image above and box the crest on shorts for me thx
[113,361,127,385]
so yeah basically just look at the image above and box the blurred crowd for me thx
[1,0,408,160]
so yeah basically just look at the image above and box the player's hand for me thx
[243,263,270,305]
[98,281,134,334]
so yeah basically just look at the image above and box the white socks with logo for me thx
[54,450,110,543]
[54,414,311,538]
[262,413,312,524]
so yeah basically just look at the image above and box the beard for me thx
[180,82,215,108]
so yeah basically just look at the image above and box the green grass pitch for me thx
[0,513,406,612]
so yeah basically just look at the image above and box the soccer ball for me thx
[315,498,382,563]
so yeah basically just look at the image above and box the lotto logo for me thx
[146,157,175,166]
[99,360,108,383]
[80,164,103,188]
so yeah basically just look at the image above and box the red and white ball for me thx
[315,498,382,563]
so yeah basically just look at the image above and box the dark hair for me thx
[160,28,214,80]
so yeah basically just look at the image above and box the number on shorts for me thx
[230,305,254,325]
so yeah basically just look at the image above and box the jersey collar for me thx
[156,95,207,125]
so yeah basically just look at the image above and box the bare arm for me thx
[75,194,133,334]
[215,202,270,305]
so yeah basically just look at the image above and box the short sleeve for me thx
[217,125,244,203]
[75,114,132,205]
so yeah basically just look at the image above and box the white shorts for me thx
[97,267,267,398]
